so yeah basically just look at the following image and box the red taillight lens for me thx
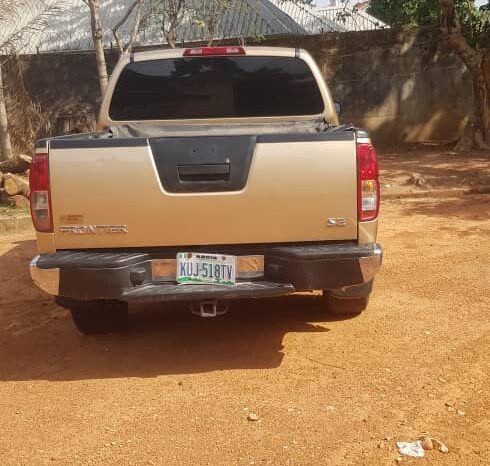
[357,143,380,222]
[183,46,246,57]
[29,153,53,232]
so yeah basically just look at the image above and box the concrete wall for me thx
[266,27,472,145]
[6,27,472,146]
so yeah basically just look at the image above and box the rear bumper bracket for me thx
[30,242,382,302]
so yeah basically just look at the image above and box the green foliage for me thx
[368,0,489,46]
[368,0,439,27]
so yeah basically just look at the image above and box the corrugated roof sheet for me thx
[0,0,386,54]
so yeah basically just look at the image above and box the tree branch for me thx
[112,0,143,56]
[438,0,479,71]
[125,0,143,54]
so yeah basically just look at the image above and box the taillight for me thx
[357,143,380,222]
[183,46,246,57]
[29,153,53,232]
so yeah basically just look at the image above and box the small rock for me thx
[445,401,454,407]
[177,381,183,386]
[395,456,403,464]
[439,443,449,453]
[438,377,447,383]
[457,410,466,416]
[433,439,449,453]
[408,173,426,187]
[419,436,434,451]
[247,413,259,422]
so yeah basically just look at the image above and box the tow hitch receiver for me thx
[191,300,230,318]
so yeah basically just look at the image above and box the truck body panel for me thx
[49,135,358,249]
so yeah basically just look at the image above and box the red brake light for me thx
[357,143,380,222]
[29,153,53,233]
[183,46,246,57]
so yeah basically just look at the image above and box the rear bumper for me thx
[30,242,382,303]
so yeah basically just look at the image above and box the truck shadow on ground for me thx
[0,239,347,382]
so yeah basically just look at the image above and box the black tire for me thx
[67,300,128,335]
[322,292,369,316]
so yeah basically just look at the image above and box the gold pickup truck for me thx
[29,46,382,334]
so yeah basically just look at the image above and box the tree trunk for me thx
[162,0,185,49]
[455,55,490,150]
[88,0,109,97]
[468,58,489,148]
[3,173,29,197]
[439,0,490,148]
[164,20,177,48]
[0,63,13,161]
[482,51,490,142]
[166,30,177,49]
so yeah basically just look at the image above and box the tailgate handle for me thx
[178,164,230,182]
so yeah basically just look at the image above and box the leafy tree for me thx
[369,0,490,147]
[369,0,441,26]
[194,0,237,46]
[142,0,314,49]
[0,0,60,160]
[141,0,189,49]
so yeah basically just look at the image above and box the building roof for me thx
[1,0,387,54]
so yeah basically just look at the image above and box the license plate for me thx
[177,253,237,286]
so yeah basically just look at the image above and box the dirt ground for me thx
[0,150,489,466]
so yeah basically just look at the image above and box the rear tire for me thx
[322,292,369,316]
[64,300,129,335]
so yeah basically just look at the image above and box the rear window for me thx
[109,56,324,120]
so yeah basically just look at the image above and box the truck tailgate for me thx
[49,134,358,249]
